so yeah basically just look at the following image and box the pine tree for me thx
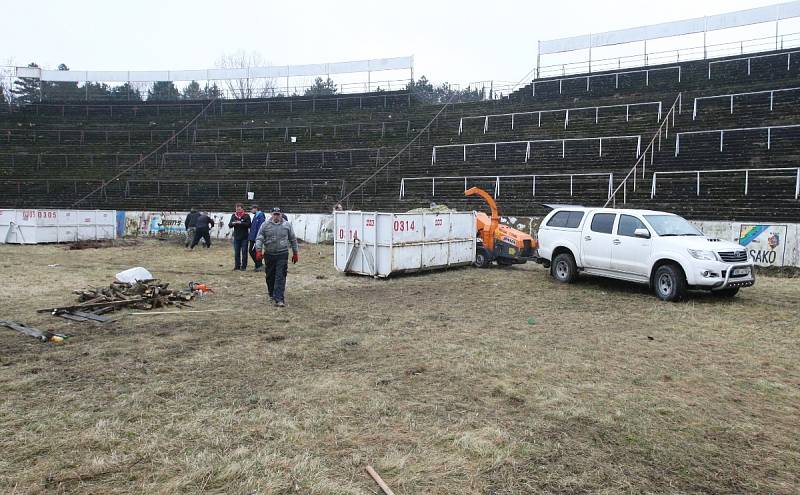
[44,63,81,101]
[204,83,222,99]
[148,81,179,101]
[12,62,41,104]
[110,83,142,101]
[182,80,204,99]
[304,77,337,96]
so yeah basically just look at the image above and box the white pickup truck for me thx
[536,207,755,301]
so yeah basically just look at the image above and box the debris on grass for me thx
[38,279,200,318]
[366,465,396,495]
[0,320,67,343]
[67,239,141,250]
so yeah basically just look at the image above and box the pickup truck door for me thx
[581,212,616,269]
[610,214,652,276]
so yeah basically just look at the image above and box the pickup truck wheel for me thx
[654,264,687,301]
[474,248,491,268]
[551,253,577,283]
[714,288,739,298]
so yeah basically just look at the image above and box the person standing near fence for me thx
[190,211,215,249]
[248,205,266,271]
[228,203,252,271]
[184,207,199,248]
[254,207,299,307]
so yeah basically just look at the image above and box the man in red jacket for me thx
[228,203,252,271]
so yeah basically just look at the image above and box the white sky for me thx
[2,0,797,86]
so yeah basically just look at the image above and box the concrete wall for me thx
[3,207,795,267]
[121,211,334,244]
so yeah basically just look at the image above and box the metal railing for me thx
[124,178,346,198]
[707,49,800,79]
[537,31,800,80]
[605,93,682,207]
[650,167,800,199]
[432,134,642,164]
[675,123,800,156]
[1,119,413,145]
[160,147,388,168]
[692,86,800,119]
[399,172,614,200]
[14,91,411,115]
[532,66,681,96]
[458,101,662,135]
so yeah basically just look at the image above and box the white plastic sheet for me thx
[115,267,154,284]
[23,56,413,83]
[539,1,800,54]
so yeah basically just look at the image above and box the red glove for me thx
[291,252,299,264]
[255,250,263,262]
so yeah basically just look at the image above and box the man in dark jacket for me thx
[184,208,200,248]
[254,207,299,307]
[190,211,215,249]
[228,203,252,270]
[248,205,266,271]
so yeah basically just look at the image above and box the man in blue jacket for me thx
[248,204,266,271]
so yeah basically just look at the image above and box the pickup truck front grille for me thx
[718,250,747,263]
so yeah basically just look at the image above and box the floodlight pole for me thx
[775,18,780,51]
[588,33,592,73]
[703,17,708,59]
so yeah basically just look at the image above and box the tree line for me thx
[4,63,485,104]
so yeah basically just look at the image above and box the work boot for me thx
[276,301,286,308]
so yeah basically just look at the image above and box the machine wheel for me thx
[551,253,577,283]
[474,248,491,268]
[714,288,740,298]
[653,264,687,302]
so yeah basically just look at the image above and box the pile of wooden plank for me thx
[38,279,196,321]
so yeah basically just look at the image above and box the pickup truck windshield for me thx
[643,215,704,236]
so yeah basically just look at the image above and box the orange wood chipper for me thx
[465,187,538,267]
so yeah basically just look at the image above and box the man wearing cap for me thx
[254,207,299,307]
[247,205,266,271]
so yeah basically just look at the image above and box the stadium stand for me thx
[1,48,799,220]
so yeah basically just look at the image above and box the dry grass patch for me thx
[0,240,798,494]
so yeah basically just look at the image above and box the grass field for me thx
[1,239,799,494]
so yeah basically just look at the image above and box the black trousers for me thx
[265,252,289,302]
[191,228,211,248]
[248,240,262,268]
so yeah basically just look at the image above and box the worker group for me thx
[183,204,299,308]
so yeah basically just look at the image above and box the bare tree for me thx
[215,50,275,99]
[0,58,16,105]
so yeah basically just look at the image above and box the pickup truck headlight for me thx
[688,249,717,261]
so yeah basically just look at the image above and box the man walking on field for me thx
[190,211,215,249]
[248,204,266,271]
[254,207,299,307]
[184,207,200,248]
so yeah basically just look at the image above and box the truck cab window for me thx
[546,211,569,227]
[617,215,647,237]
[590,213,616,234]
[547,211,584,228]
